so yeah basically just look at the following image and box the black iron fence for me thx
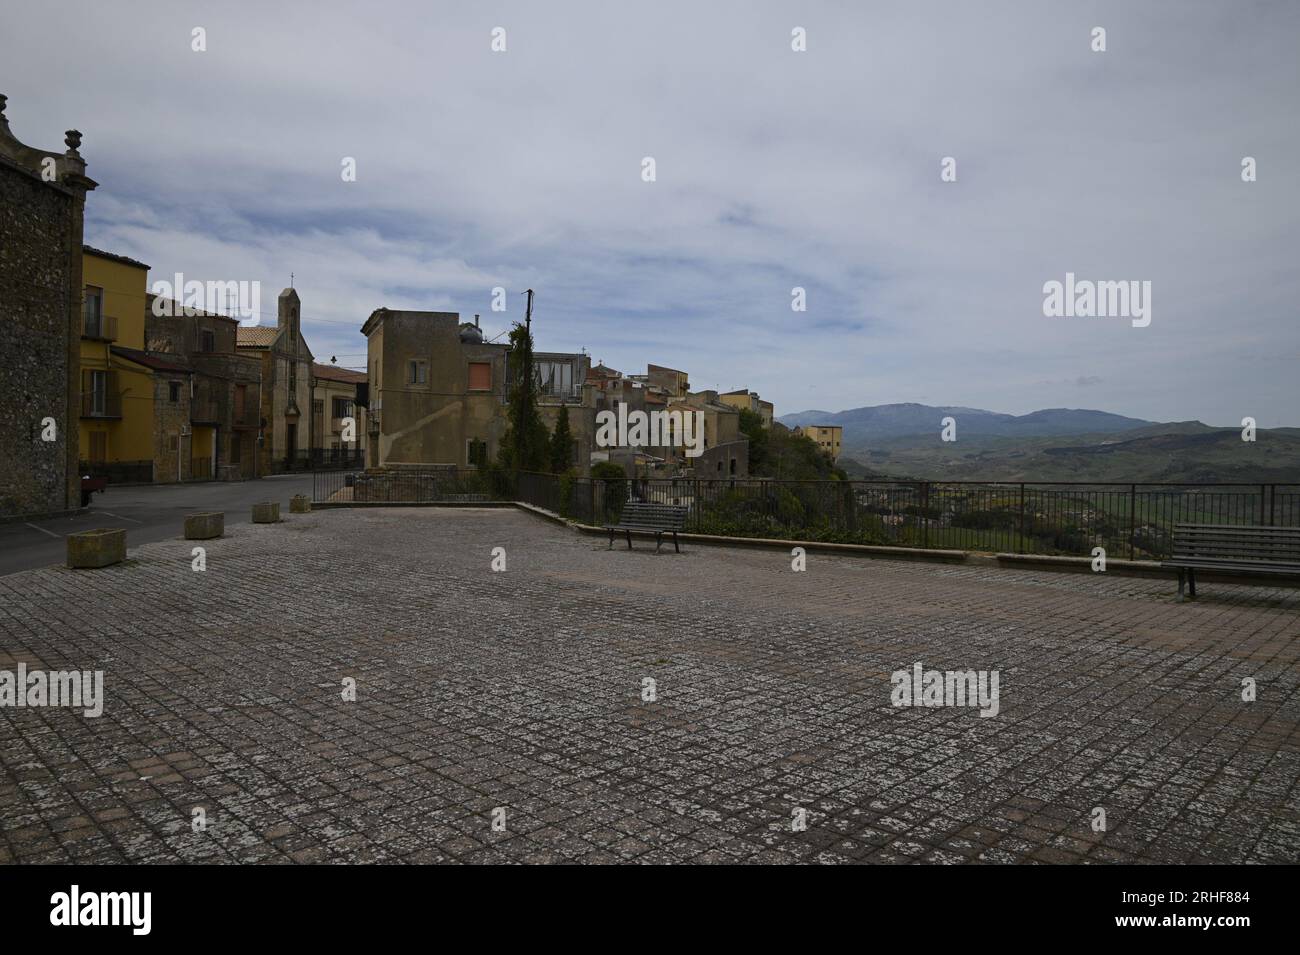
[310,448,365,470]
[310,470,1300,560]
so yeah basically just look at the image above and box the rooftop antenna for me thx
[290,272,294,289]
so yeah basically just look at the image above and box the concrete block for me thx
[251,502,280,524]
[290,494,311,514]
[67,528,126,569]
[184,512,224,540]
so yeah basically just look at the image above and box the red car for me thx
[80,474,107,507]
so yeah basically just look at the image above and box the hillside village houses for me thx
[361,308,768,479]
[795,424,843,462]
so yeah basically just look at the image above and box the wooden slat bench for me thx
[606,502,688,553]
[1162,524,1300,601]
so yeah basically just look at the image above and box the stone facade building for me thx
[362,310,595,474]
[668,390,749,479]
[362,310,509,469]
[146,295,263,480]
[535,351,594,475]
[0,95,96,518]
[310,362,367,466]
[236,288,315,473]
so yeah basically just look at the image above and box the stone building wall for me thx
[0,96,95,518]
[152,375,189,483]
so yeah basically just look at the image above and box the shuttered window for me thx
[468,362,491,391]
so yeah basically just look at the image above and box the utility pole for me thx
[523,289,534,467]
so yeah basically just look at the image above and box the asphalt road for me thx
[0,475,315,577]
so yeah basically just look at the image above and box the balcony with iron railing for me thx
[81,314,118,342]
[80,391,123,419]
[190,400,219,423]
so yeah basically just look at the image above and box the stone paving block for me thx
[3,508,1298,864]
[290,495,311,514]
[251,501,280,523]
[65,527,126,569]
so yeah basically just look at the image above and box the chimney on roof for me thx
[474,314,480,328]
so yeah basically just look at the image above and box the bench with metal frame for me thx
[606,501,687,553]
[1162,523,1300,601]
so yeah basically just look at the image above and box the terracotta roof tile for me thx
[237,326,279,348]
[311,362,366,384]
[110,346,190,374]
[83,245,150,270]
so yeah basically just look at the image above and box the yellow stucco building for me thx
[795,424,843,462]
[79,247,151,477]
[80,247,195,481]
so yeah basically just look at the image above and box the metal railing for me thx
[80,392,122,418]
[82,314,118,342]
[311,448,365,470]
[309,472,1300,560]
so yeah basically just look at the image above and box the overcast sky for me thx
[5,1,1297,425]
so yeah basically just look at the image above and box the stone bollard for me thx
[290,494,311,514]
[184,512,224,540]
[67,528,126,569]
[251,502,280,524]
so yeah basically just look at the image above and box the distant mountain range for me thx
[776,404,1300,483]
[778,403,1154,442]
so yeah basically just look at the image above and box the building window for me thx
[83,287,104,337]
[468,362,491,391]
[467,438,488,468]
[89,369,107,415]
[201,329,215,353]
[289,361,297,393]
[313,399,324,420]
[409,360,428,385]
[332,397,353,418]
[535,360,574,397]
[169,381,181,402]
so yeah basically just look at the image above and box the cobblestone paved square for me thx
[2,508,1298,864]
